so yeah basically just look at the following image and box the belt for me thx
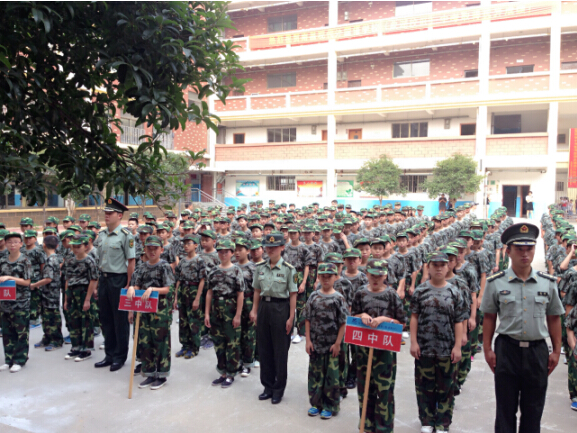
[101,272,125,278]
[500,334,545,348]
[262,296,288,303]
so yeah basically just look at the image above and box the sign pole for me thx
[128,312,141,399]
[359,346,374,433]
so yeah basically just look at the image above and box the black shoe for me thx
[151,378,167,390]
[454,386,461,396]
[110,363,123,372]
[221,377,234,388]
[134,363,142,374]
[259,392,273,401]
[271,396,282,404]
[346,379,356,389]
[212,376,226,386]
[139,377,155,388]
[95,359,113,368]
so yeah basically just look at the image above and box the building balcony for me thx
[485,133,548,156]
[119,125,174,150]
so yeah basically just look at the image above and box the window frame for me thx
[267,127,297,143]
[392,122,428,138]
[267,72,297,89]
[460,123,476,136]
[393,59,430,78]
[233,133,245,144]
[506,65,534,74]
[464,69,478,78]
[400,174,428,193]
[267,14,297,33]
[348,80,362,88]
[266,175,296,191]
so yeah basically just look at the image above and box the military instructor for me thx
[95,198,135,372]
[481,223,564,433]
[250,233,297,404]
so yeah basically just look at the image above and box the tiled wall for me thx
[216,142,327,161]
[335,138,476,159]
[485,135,548,155]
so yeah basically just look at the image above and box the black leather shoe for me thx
[271,396,282,404]
[94,359,113,368]
[258,392,272,401]
[110,363,123,372]
[134,363,142,374]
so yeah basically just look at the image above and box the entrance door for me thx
[502,185,517,217]
[348,129,362,140]
[520,185,530,217]
[322,130,327,141]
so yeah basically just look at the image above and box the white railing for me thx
[120,126,174,150]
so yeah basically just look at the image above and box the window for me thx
[562,61,577,70]
[267,128,296,143]
[267,72,296,89]
[506,65,534,74]
[267,176,296,191]
[323,83,328,90]
[466,2,481,7]
[348,80,362,88]
[493,114,521,134]
[349,19,364,23]
[216,126,226,144]
[461,124,476,136]
[232,34,245,38]
[188,91,201,109]
[233,133,245,144]
[268,14,297,33]
[556,181,565,192]
[392,122,428,138]
[400,175,428,193]
[464,69,478,78]
[395,1,432,17]
[393,60,430,78]
[558,134,567,144]
[119,112,142,129]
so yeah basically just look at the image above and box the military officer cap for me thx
[325,252,344,264]
[353,237,370,247]
[144,235,163,247]
[318,263,338,275]
[63,216,75,223]
[20,217,34,226]
[137,225,154,234]
[366,259,388,276]
[501,223,539,246]
[428,251,449,263]
[263,233,285,247]
[88,221,101,230]
[43,227,57,235]
[200,230,217,240]
[78,214,91,222]
[216,239,236,251]
[343,248,362,258]
[235,238,250,248]
[23,229,37,238]
[104,197,129,213]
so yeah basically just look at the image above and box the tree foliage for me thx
[421,154,484,203]
[0,1,247,205]
[354,155,407,205]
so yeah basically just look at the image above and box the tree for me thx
[0,1,247,205]
[421,154,484,206]
[354,155,407,205]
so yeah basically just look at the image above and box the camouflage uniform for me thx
[65,255,99,351]
[304,290,348,413]
[565,306,577,403]
[467,249,491,352]
[351,287,406,433]
[87,247,101,330]
[283,243,314,336]
[39,253,64,347]
[174,256,207,355]
[160,241,177,265]
[0,254,32,366]
[411,280,467,431]
[319,239,341,255]
[20,246,46,323]
[134,260,175,378]
[237,261,257,367]
[303,241,325,311]
[206,265,245,376]
[395,249,420,326]
[58,247,74,332]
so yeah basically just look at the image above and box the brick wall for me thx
[489,75,550,94]
[173,121,207,152]
[214,98,247,112]
[335,138,476,159]
[431,80,479,98]
[251,95,286,110]
[336,88,378,105]
[560,73,577,90]
[216,142,327,161]
[291,92,328,107]
[490,36,550,74]
[561,34,577,64]
[382,85,426,101]
[485,135,548,156]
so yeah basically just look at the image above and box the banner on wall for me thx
[297,180,323,198]
[337,181,354,198]
[236,181,259,197]
[569,129,577,188]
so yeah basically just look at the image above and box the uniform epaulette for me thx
[121,227,130,235]
[487,271,505,282]
[537,271,556,281]
[282,261,295,269]
[256,261,266,266]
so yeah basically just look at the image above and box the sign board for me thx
[0,280,16,301]
[337,180,354,198]
[569,129,577,188]
[344,316,403,353]
[236,180,260,197]
[119,289,159,313]
[297,180,323,198]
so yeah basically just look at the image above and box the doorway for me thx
[348,129,362,140]
[502,185,531,217]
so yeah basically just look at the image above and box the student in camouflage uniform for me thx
[0,233,32,372]
[319,224,342,255]
[351,259,406,433]
[129,235,175,390]
[32,235,64,350]
[304,263,348,420]
[205,239,245,388]
[302,224,325,310]
[21,230,46,327]
[64,235,99,362]
[174,234,206,359]
[410,252,467,433]
[566,305,577,410]
[199,230,220,350]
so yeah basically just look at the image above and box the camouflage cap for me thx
[324,252,344,264]
[182,221,195,229]
[88,221,101,229]
[288,225,300,233]
[82,230,96,241]
[156,223,169,232]
[69,234,89,246]
[20,217,33,225]
[396,231,408,239]
[459,230,472,238]
[165,211,176,218]
[249,239,263,250]
[249,223,264,231]
[0,229,10,240]
[343,248,362,258]
[366,259,388,276]
[369,237,387,246]
[449,239,467,249]
[69,225,82,232]
[216,239,236,251]
[200,218,211,225]
[440,246,458,256]
[23,229,38,238]
[46,216,59,224]
[235,238,250,248]
[318,263,338,275]
[200,230,217,240]
[428,251,449,263]
[471,230,484,241]
[353,237,370,247]
[144,235,163,247]
[236,213,248,220]
[0,222,5,229]
[63,216,76,223]
[129,212,139,219]
[182,234,200,244]
[43,227,58,235]
[321,223,333,231]
[137,225,154,234]
[302,224,315,233]
[79,214,91,221]
[59,230,74,240]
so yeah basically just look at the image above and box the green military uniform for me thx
[21,230,46,325]
[38,253,64,347]
[236,239,257,369]
[566,306,577,406]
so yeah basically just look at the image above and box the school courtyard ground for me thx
[0,218,574,433]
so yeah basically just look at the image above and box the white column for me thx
[549,7,561,91]
[328,0,338,27]
[478,0,491,97]
[542,102,559,217]
[475,106,488,214]
[328,43,337,106]
[326,114,336,200]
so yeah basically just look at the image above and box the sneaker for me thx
[151,378,167,390]
[99,344,104,350]
[290,334,296,341]
[571,401,577,411]
[30,322,41,329]
[134,364,142,374]
[421,427,434,433]
[292,334,302,344]
[93,327,101,336]
[45,345,61,352]
[65,350,81,360]
[253,360,260,368]
[64,335,71,345]
[184,350,196,359]
[34,341,47,349]
[139,377,156,388]
[308,407,320,417]
[320,410,332,419]
[221,377,234,388]
[212,376,226,386]
[74,351,92,362]
[0,364,10,371]
[203,339,214,350]
[471,355,474,362]
[402,331,409,339]
[345,379,356,389]
[9,365,22,373]
[241,367,251,377]
[175,349,187,358]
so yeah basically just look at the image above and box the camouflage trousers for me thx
[402,277,414,329]
[499,252,509,271]
[414,356,458,430]
[458,338,472,387]
[347,342,357,382]
[356,347,396,433]
[338,341,349,397]
[177,283,202,353]
[66,285,94,351]
[293,271,306,336]
[40,308,64,347]
[470,309,483,352]
[210,297,241,376]
[1,309,30,366]
[561,315,571,359]
[139,302,172,378]
[568,350,577,400]
[240,296,256,367]
[308,352,341,413]
[61,286,71,332]
[90,297,100,329]
[29,280,41,322]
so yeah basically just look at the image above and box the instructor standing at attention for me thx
[95,198,135,372]
[481,223,563,433]
[250,233,297,405]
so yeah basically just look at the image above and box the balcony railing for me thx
[120,126,174,150]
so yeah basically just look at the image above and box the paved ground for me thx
[1,218,575,432]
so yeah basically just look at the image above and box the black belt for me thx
[262,296,288,303]
[500,334,545,348]
[101,272,125,278]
